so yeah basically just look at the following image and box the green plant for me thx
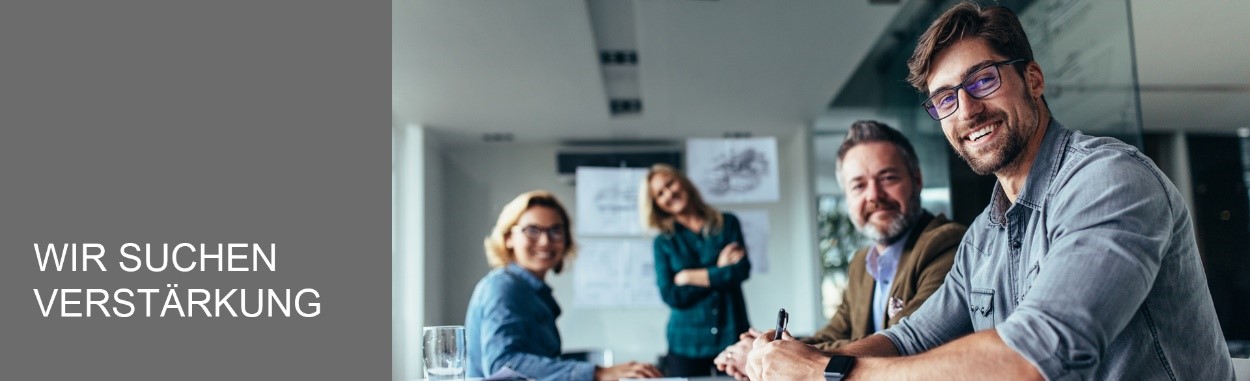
[817,197,870,278]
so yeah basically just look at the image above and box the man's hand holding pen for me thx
[745,328,831,381]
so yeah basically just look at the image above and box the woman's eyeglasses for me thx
[514,225,566,241]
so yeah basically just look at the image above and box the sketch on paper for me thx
[687,137,781,204]
[704,148,770,196]
[575,167,647,236]
[728,209,769,274]
[572,238,664,309]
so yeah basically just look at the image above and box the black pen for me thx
[774,308,789,340]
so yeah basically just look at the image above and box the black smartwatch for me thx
[823,355,856,381]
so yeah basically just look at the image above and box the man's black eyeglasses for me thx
[921,59,1026,121]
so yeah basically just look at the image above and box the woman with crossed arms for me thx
[640,165,751,377]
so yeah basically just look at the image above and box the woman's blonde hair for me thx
[639,164,722,234]
[483,190,577,274]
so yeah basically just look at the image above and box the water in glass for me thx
[423,325,466,380]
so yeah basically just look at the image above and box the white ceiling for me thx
[1131,0,1250,133]
[392,0,1250,146]
[392,0,903,145]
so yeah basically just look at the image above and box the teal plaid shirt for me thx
[653,212,751,358]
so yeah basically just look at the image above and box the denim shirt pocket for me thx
[969,288,995,331]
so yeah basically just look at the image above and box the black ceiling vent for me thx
[556,151,683,185]
[589,0,643,118]
[609,98,643,116]
[599,50,638,66]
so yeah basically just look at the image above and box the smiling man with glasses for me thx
[744,2,1233,380]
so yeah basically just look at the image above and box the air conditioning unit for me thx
[556,143,682,185]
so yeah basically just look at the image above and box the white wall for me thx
[429,126,821,363]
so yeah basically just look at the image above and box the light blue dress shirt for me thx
[865,227,913,333]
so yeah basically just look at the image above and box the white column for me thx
[394,124,428,381]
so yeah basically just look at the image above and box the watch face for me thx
[824,355,855,376]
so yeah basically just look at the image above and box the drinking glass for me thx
[423,325,467,380]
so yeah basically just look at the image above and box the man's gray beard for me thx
[859,213,912,245]
[854,195,922,245]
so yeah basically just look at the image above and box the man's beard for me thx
[953,93,1038,175]
[852,192,922,245]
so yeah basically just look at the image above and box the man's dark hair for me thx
[836,120,920,179]
[907,1,1035,93]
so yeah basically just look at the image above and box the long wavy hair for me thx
[639,164,723,235]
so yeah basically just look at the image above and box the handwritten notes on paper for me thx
[575,167,647,236]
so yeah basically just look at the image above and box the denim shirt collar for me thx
[505,262,561,318]
[988,118,1072,225]
[505,262,551,293]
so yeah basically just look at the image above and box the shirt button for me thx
[711,327,719,335]
[1010,240,1021,249]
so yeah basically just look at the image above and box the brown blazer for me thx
[803,211,965,351]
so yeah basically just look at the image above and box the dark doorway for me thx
[1187,135,1250,342]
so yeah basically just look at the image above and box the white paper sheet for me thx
[728,209,769,274]
[572,238,663,308]
[575,167,648,236]
[686,137,780,204]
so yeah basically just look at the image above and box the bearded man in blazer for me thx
[714,120,966,380]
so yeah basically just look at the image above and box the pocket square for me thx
[887,296,904,319]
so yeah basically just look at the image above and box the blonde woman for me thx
[640,165,751,376]
[466,191,662,381]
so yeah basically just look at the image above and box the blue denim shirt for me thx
[465,263,596,381]
[880,120,1233,380]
